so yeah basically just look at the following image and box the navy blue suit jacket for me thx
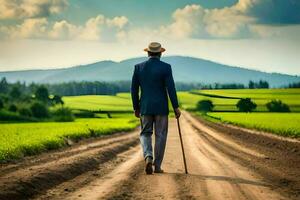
[131,57,179,115]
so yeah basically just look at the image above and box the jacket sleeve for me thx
[165,64,179,109]
[131,65,140,111]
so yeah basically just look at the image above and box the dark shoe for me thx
[154,168,164,173]
[145,157,153,175]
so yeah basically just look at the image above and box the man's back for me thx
[131,57,179,115]
[131,42,181,174]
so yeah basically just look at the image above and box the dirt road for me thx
[1,111,299,200]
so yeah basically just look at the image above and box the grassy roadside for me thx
[194,112,300,138]
[0,116,139,162]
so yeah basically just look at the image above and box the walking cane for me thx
[176,118,188,174]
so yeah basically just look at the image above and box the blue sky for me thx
[56,0,238,26]
[0,0,299,75]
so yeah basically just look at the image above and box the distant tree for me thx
[248,80,269,89]
[196,100,214,112]
[21,95,33,103]
[214,83,221,89]
[259,80,269,88]
[8,104,18,112]
[0,99,3,109]
[288,82,300,88]
[236,98,257,112]
[10,86,22,99]
[19,107,32,117]
[30,102,49,118]
[52,95,64,106]
[29,82,38,94]
[35,86,49,103]
[220,83,245,89]
[266,100,290,112]
[0,77,9,94]
[0,94,9,103]
[248,81,255,89]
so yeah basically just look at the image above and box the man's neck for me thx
[149,56,160,59]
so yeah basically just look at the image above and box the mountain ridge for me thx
[0,56,299,87]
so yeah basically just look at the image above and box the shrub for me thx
[0,110,22,121]
[35,86,49,103]
[30,102,49,118]
[0,99,3,109]
[21,95,33,103]
[8,104,18,112]
[52,95,64,105]
[0,94,9,103]
[196,100,214,112]
[19,107,33,117]
[0,109,36,121]
[266,100,290,112]
[53,107,74,122]
[10,86,22,99]
[236,98,257,112]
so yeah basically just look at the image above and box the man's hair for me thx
[148,51,162,57]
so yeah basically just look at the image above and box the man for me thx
[131,42,181,175]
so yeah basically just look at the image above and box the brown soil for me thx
[0,111,299,200]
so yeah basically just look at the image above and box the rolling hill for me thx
[0,56,299,87]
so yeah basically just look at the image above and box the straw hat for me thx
[144,42,166,53]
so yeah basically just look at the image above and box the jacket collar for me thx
[148,56,160,61]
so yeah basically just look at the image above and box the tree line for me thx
[287,81,300,88]
[0,77,73,122]
[0,77,274,97]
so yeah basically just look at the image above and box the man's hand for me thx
[174,108,181,118]
[134,110,140,118]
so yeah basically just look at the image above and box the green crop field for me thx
[204,112,300,138]
[2,88,299,162]
[179,88,300,137]
[178,92,238,111]
[178,89,300,112]
[0,116,139,162]
[63,95,132,111]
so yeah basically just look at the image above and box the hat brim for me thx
[144,47,166,53]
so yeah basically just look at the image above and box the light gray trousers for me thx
[140,115,168,169]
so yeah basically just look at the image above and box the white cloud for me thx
[78,15,105,41]
[160,0,300,39]
[49,20,79,39]
[106,16,128,29]
[1,0,299,41]
[6,18,49,39]
[159,2,255,39]
[0,0,68,19]
[204,6,254,38]
[161,4,206,39]
[78,15,129,41]
[1,14,129,41]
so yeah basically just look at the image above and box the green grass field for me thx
[204,112,300,138]
[178,88,300,112]
[178,92,238,111]
[2,88,299,162]
[63,95,132,112]
[0,116,139,162]
[178,88,300,137]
